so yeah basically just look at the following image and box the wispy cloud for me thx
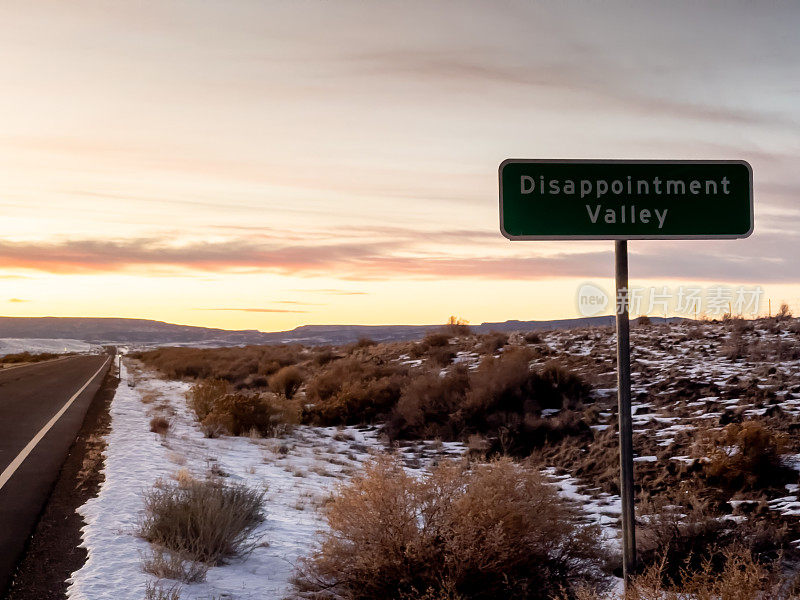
[8,297,28,303]
[290,288,367,295]
[195,307,309,314]
[0,233,796,284]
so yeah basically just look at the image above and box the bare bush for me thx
[187,378,298,437]
[292,456,605,600]
[141,545,208,583]
[135,344,302,387]
[748,338,800,362]
[303,358,407,425]
[144,581,182,600]
[696,421,793,492]
[776,302,793,321]
[268,365,304,399]
[200,392,299,437]
[139,478,265,565]
[570,545,790,600]
[187,379,228,422]
[444,316,471,336]
[150,416,171,436]
[523,331,542,344]
[386,367,470,440]
[385,352,592,455]
[477,332,508,354]
[423,332,451,347]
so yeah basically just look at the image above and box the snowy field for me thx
[0,338,101,357]
[67,361,465,599]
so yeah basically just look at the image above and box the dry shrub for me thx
[0,351,63,364]
[697,421,793,492]
[141,392,160,404]
[187,378,229,422]
[385,353,592,455]
[144,581,182,600]
[201,392,299,437]
[312,348,339,367]
[139,477,265,565]
[749,338,800,362]
[269,365,304,399]
[150,416,171,436]
[292,456,605,600]
[636,488,791,586]
[426,346,456,367]
[303,358,407,425]
[523,331,542,344]
[477,332,509,354]
[444,316,471,336]
[722,319,751,359]
[135,344,302,387]
[141,545,208,582]
[776,302,793,321]
[462,354,592,454]
[187,378,298,437]
[386,367,470,440]
[423,332,451,347]
[571,545,791,599]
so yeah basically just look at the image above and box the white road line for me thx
[0,356,111,492]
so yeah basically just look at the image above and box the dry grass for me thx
[141,545,208,583]
[571,545,796,600]
[303,358,408,426]
[269,365,304,399]
[186,378,229,422]
[292,456,605,600]
[138,477,265,565]
[188,379,299,437]
[386,351,593,455]
[135,344,303,387]
[144,581,182,600]
[0,351,65,364]
[695,420,794,493]
[150,416,171,436]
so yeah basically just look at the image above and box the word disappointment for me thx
[520,175,731,198]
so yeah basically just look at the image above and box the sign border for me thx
[499,159,754,241]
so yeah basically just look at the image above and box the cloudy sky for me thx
[1,1,799,330]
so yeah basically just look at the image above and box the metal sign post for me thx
[615,240,636,579]
[498,159,753,586]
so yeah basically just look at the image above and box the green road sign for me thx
[499,159,753,240]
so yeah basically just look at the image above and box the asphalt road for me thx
[0,354,112,595]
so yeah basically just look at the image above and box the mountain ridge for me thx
[0,315,682,347]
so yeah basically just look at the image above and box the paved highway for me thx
[0,354,112,595]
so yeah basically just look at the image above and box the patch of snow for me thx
[68,361,465,599]
[0,338,100,357]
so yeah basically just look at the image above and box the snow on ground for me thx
[68,361,464,600]
[541,467,622,551]
[0,338,101,357]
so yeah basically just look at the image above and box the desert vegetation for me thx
[292,456,606,600]
[127,315,800,596]
[138,475,265,582]
[0,350,69,364]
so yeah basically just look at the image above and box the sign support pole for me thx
[615,239,636,584]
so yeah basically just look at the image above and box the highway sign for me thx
[499,159,753,240]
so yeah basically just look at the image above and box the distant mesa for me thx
[0,315,683,348]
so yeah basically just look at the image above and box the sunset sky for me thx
[1,1,799,331]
